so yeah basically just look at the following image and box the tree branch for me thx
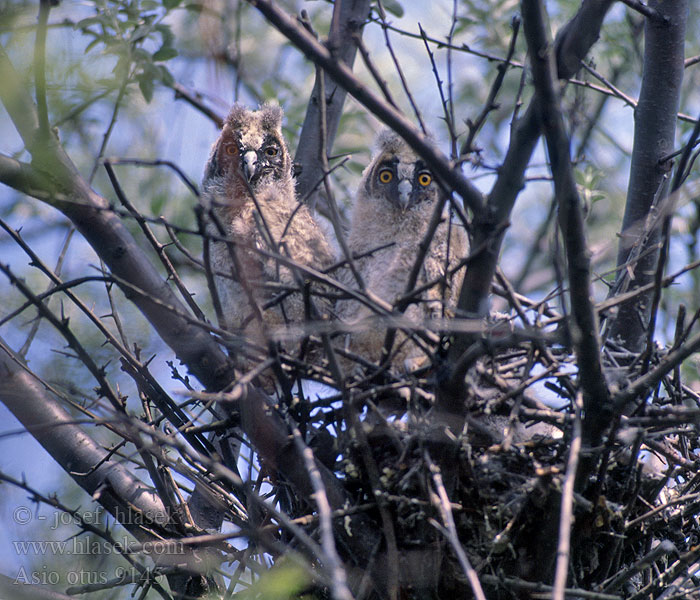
[295,0,371,210]
[607,0,687,353]
[0,47,235,392]
[617,0,668,22]
[521,0,610,450]
[34,0,51,136]
[292,426,353,600]
[0,338,168,541]
[0,45,40,146]
[449,0,614,362]
[0,50,377,575]
[171,82,224,128]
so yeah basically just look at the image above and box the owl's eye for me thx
[264,146,279,157]
[417,172,432,187]
[225,144,237,156]
[378,169,393,184]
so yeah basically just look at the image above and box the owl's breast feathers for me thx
[253,186,334,277]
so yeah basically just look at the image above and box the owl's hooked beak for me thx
[242,150,258,182]
[398,179,412,210]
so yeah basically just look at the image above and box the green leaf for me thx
[162,0,182,8]
[239,561,309,600]
[380,0,404,17]
[75,16,103,30]
[155,23,175,48]
[157,65,175,86]
[112,56,130,80]
[84,37,102,54]
[131,25,153,44]
[142,61,161,79]
[151,193,166,215]
[133,48,152,62]
[138,76,154,103]
[153,47,178,61]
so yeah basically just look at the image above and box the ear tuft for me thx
[375,128,405,155]
[259,102,283,131]
[225,104,249,130]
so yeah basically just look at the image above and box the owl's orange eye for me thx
[417,172,432,187]
[265,146,279,157]
[225,144,237,156]
[378,169,393,184]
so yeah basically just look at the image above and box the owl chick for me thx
[201,103,334,357]
[337,129,468,370]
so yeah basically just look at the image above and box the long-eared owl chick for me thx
[201,103,334,354]
[337,129,468,369]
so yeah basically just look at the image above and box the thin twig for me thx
[446,0,458,157]
[105,157,200,197]
[291,427,353,600]
[171,82,224,128]
[88,77,128,183]
[104,160,207,322]
[426,453,487,600]
[641,108,700,371]
[480,574,622,600]
[34,0,51,136]
[0,262,125,411]
[552,391,582,600]
[418,23,456,146]
[461,15,521,157]
[369,17,526,69]
[18,226,74,358]
[352,31,398,108]
[317,69,365,291]
[617,0,668,22]
[579,61,638,109]
[625,493,700,531]
[375,0,427,134]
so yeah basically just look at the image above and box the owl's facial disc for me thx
[241,141,283,188]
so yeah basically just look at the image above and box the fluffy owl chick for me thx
[337,129,467,369]
[201,103,334,353]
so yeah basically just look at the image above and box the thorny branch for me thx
[521,0,610,449]
[450,0,615,364]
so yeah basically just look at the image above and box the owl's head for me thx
[362,129,437,211]
[205,103,292,193]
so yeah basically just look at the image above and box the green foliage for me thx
[238,559,311,600]
[574,164,606,215]
[376,0,404,18]
[75,0,178,102]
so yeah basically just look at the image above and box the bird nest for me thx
[272,337,700,599]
